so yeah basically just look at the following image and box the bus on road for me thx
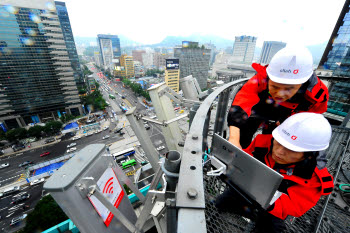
[109,94,115,99]
[122,159,136,169]
[112,148,135,159]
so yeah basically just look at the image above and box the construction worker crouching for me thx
[227,46,329,149]
[216,113,334,233]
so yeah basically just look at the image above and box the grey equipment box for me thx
[44,144,137,233]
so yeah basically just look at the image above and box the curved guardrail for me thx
[176,79,248,233]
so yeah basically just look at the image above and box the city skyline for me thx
[55,0,344,47]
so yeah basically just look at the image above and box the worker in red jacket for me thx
[228,46,329,149]
[216,112,334,232]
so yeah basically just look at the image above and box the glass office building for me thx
[97,34,121,69]
[318,0,350,117]
[0,0,82,129]
[55,1,83,88]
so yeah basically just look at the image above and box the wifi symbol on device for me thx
[103,177,114,194]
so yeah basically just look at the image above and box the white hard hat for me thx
[266,46,313,85]
[272,113,332,152]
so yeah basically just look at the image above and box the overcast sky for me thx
[62,0,345,46]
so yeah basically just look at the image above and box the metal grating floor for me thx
[204,126,350,233]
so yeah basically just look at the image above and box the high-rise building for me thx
[259,41,286,64]
[318,0,350,119]
[142,52,154,69]
[132,50,146,64]
[153,52,172,69]
[113,54,134,79]
[55,1,83,88]
[93,52,102,67]
[174,41,211,89]
[0,0,82,129]
[232,36,257,64]
[134,61,144,78]
[204,43,217,66]
[165,59,180,93]
[97,34,121,69]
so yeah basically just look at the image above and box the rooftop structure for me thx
[42,76,350,233]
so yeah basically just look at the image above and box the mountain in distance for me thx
[153,34,235,49]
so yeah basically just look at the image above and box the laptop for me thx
[211,133,283,210]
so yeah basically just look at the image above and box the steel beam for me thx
[126,107,160,170]
[148,83,183,152]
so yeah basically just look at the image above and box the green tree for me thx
[83,65,93,76]
[5,128,27,142]
[0,129,6,140]
[60,114,76,124]
[19,195,68,233]
[44,121,63,134]
[27,125,44,139]
[80,89,107,111]
[78,88,87,95]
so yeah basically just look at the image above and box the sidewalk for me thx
[0,180,28,192]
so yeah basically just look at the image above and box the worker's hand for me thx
[228,137,242,150]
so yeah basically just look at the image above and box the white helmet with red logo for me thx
[272,113,332,152]
[266,46,314,85]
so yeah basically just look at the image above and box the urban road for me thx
[0,65,171,232]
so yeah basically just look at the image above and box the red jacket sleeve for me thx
[227,75,266,128]
[232,75,262,117]
[304,77,329,114]
[268,177,322,219]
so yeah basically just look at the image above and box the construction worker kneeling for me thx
[215,113,334,233]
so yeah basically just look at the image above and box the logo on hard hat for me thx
[293,69,299,74]
[280,69,291,73]
[282,129,290,136]
[291,135,297,140]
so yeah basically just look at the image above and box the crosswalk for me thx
[125,167,141,176]
[16,174,26,182]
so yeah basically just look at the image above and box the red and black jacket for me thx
[228,63,329,128]
[244,134,334,220]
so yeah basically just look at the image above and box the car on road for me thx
[67,147,77,153]
[11,193,30,205]
[45,138,55,144]
[40,151,50,157]
[10,214,27,226]
[102,135,110,140]
[18,161,33,168]
[141,161,148,166]
[67,143,77,148]
[156,146,165,151]
[0,163,9,169]
[30,178,45,186]
[115,128,123,133]
[0,186,20,197]
[144,124,150,130]
[86,132,93,136]
[72,136,81,141]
